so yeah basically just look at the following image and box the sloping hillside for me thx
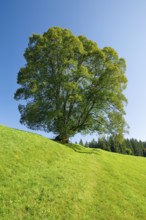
[0,125,146,220]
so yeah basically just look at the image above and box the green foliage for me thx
[84,141,89,147]
[1,125,146,219]
[15,27,128,142]
[89,138,97,148]
[88,136,146,157]
[79,139,84,146]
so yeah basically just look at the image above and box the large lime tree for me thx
[15,27,128,143]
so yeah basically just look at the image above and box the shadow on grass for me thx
[65,144,101,155]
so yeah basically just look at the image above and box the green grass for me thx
[1,125,146,220]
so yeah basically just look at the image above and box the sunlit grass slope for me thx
[1,125,146,220]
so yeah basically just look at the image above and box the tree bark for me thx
[55,135,69,143]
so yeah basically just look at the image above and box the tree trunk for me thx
[55,135,69,144]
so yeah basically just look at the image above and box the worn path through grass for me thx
[0,125,146,220]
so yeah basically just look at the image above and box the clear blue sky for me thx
[0,0,146,143]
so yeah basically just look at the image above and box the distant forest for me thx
[78,138,146,157]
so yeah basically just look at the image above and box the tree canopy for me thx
[15,27,128,143]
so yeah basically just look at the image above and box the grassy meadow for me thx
[0,125,146,220]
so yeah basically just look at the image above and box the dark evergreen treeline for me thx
[79,137,146,157]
